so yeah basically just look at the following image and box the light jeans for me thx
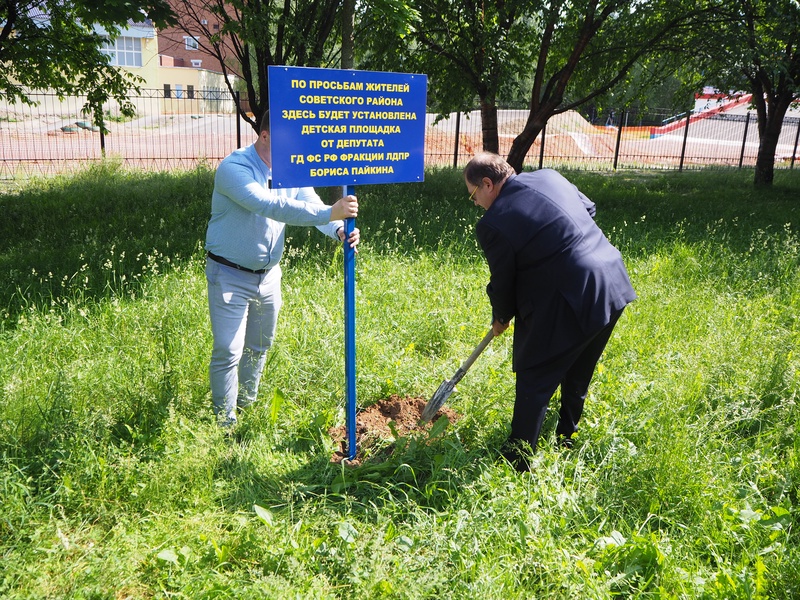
[206,258,282,425]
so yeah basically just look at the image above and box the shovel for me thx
[420,328,495,422]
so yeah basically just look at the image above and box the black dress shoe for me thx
[557,435,574,450]
[500,438,534,472]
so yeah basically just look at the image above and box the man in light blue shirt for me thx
[205,111,360,427]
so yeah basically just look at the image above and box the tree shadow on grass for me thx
[0,162,216,325]
[5,165,795,328]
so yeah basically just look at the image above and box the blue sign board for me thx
[267,66,427,188]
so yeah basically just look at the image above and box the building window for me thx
[188,85,195,99]
[184,36,199,51]
[101,36,143,67]
[164,84,171,98]
[175,84,184,99]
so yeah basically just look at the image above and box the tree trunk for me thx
[754,98,792,186]
[507,115,546,173]
[754,127,779,185]
[480,100,499,154]
[341,0,355,69]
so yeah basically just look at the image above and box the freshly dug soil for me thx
[329,394,461,466]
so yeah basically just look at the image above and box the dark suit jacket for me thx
[476,169,636,371]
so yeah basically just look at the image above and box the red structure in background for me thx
[650,93,754,138]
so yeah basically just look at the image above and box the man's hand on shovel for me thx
[492,319,510,337]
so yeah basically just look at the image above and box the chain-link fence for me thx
[2,89,799,180]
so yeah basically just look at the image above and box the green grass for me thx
[1,162,800,598]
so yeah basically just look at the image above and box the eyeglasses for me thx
[468,183,481,202]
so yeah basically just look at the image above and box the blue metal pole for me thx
[343,185,357,461]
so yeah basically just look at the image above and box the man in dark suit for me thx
[464,152,636,471]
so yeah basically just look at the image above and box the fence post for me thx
[613,109,625,170]
[97,108,106,157]
[738,112,750,169]
[538,123,546,170]
[791,118,800,170]
[679,111,691,171]
[235,91,241,149]
[452,111,461,169]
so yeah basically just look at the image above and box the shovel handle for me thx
[421,328,495,422]
[458,328,495,373]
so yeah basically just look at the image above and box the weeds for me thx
[0,166,799,597]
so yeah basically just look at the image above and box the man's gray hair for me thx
[463,152,516,185]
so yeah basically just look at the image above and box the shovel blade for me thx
[421,380,454,422]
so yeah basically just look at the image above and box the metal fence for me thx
[0,88,246,179]
[2,89,799,180]
[430,107,800,171]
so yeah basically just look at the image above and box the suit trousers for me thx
[206,258,282,425]
[510,309,623,449]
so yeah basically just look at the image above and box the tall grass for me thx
[1,162,799,598]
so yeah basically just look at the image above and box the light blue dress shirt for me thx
[205,143,343,271]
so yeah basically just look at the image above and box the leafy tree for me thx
[168,0,344,133]
[167,0,418,132]
[358,0,537,153]
[342,0,355,69]
[0,0,176,124]
[585,62,701,121]
[361,0,721,172]
[692,0,800,185]
[505,0,726,172]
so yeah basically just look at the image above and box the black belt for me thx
[207,252,270,274]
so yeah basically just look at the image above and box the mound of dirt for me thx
[329,394,461,466]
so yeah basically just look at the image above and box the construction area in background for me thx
[426,93,800,170]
